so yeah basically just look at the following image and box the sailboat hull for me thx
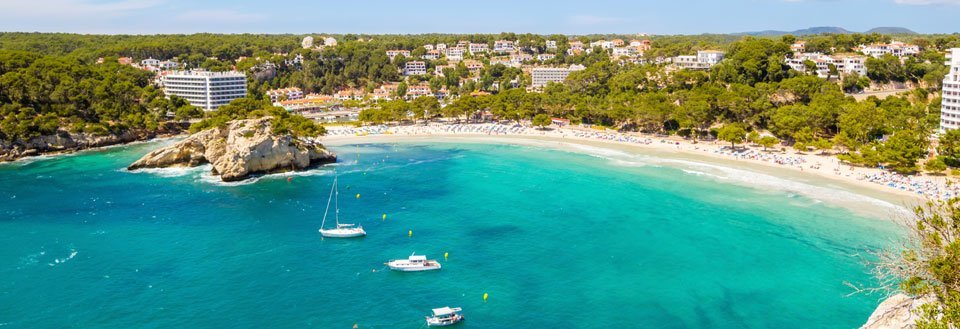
[319,228,366,238]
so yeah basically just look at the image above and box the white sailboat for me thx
[318,175,366,238]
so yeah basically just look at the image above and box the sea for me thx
[0,139,904,328]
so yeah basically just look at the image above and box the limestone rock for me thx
[127,117,335,181]
[861,293,936,329]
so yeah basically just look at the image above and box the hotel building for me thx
[161,71,247,111]
[941,48,960,131]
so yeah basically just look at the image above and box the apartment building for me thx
[403,61,428,76]
[266,87,304,103]
[785,53,867,78]
[941,48,960,131]
[161,71,247,111]
[859,41,920,58]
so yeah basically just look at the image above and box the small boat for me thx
[318,175,366,238]
[425,307,463,327]
[386,253,441,272]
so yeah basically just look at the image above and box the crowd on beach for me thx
[324,122,960,200]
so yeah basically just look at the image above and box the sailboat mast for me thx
[321,175,336,229]
[334,175,340,225]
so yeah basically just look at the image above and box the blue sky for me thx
[0,0,957,35]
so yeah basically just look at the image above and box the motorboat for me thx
[386,253,441,272]
[425,307,463,326]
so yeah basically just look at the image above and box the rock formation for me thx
[861,293,936,329]
[128,117,336,181]
[0,122,187,162]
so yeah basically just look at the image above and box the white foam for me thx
[127,165,208,178]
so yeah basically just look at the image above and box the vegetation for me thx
[189,98,325,137]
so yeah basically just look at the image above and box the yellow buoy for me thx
[408,230,413,237]
[382,214,387,220]
[444,252,449,260]
[483,293,489,302]
[355,193,360,199]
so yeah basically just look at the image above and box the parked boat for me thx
[425,307,463,327]
[386,253,441,271]
[318,175,366,238]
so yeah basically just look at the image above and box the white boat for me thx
[318,175,366,238]
[386,253,441,271]
[426,307,464,327]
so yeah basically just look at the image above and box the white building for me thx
[537,53,555,61]
[302,36,314,49]
[323,37,338,47]
[670,51,725,70]
[785,53,867,78]
[941,48,960,131]
[386,50,411,61]
[697,51,725,66]
[546,40,557,49]
[161,71,247,111]
[141,58,160,67]
[859,41,920,58]
[531,65,586,88]
[403,61,427,76]
[159,60,179,70]
[469,43,489,55]
[266,87,304,103]
[422,50,441,60]
[494,40,516,53]
[445,47,466,61]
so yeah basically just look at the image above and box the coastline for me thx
[319,124,933,219]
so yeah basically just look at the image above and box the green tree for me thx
[717,124,747,149]
[758,136,779,151]
[532,113,551,129]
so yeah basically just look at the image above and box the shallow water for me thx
[0,141,902,328]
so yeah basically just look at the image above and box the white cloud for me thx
[0,0,161,18]
[568,15,624,26]
[175,10,266,23]
[894,0,960,5]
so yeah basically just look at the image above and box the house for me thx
[266,87,304,103]
[301,36,314,49]
[422,50,441,60]
[791,41,807,53]
[611,47,636,58]
[141,58,160,67]
[697,50,725,66]
[630,39,652,52]
[386,50,411,61]
[494,40,516,53]
[469,43,489,55]
[537,53,556,61]
[445,47,466,61]
[463,60,484,73]
[546,40,557,49]
[436,43,447,51]
[323,37,338,47]
[424,44,434,51]
[612,39,625,47]
[510,54,533,66]
[335,88,365,101]
[158,60,179,69]
[403,61,428,76]
[406,83,433,99]
[434,64,455,76]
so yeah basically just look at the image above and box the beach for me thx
[320,122,944,215]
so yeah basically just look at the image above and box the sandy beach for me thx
[319,122,950,218]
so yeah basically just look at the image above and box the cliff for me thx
[0,122,187,162]
[127,117,335,181]
[861,293,935,329]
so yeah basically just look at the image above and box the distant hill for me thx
[736,26,914,36]
[865,27,917,35]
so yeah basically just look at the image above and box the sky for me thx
[0,0,958,35]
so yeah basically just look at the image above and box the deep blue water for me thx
[0,141,901,328]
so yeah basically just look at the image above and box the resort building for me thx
[386,50,411,61]
[161,71,247,111]
[940,48,960,131]
[494,40,516,53]
[785,53,867,78]
[266,87,304,103]
[531,64,586,88]
[403,61,427,76]
[469,43,489,55]
[858,41,920,58]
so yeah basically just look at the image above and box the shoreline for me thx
[319,123,937,218]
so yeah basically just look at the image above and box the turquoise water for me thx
[0,141,902,328]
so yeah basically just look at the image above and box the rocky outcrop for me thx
[861,293,936,329]
[128,117,336,182]
[0,122,187,162]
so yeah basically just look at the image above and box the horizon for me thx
[0,0,958,35]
